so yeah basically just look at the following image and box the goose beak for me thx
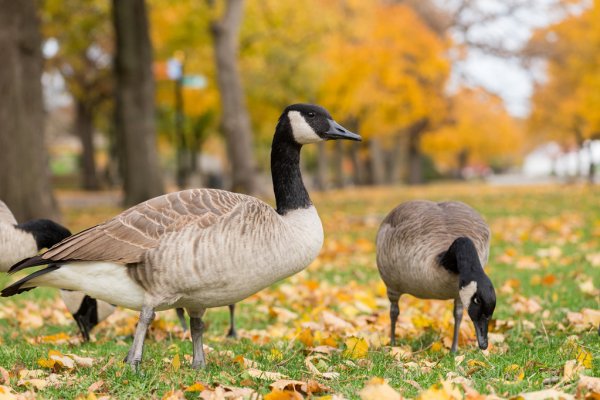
[474,318,489,350]
[324,119,362,141]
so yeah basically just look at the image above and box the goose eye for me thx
[307,112,316,118]
[473,297,480,305]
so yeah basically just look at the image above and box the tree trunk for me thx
[315,142,328,190]
[369,138,386,185]
[332,140,344,188]
[0,0,58,221]
[349,142,365,185]
[455,148,469,180]
[406,118,429,185]
[211,0,258,195]
[112,0,164,206]
[75,100,100,190]
[387,135,404,184]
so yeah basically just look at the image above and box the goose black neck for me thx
[271,129,311,215]
[438,237,484,279]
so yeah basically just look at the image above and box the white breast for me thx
[0,222,38,272]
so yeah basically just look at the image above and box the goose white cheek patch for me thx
[288,111,323,144]
[459,281,477,309]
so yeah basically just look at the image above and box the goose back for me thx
[376,200,490,300]
[15,189,324,311]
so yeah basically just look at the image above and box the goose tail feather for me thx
[1,265,60,296]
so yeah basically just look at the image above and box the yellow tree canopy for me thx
[423,88,524,172]
[318,1,450,141]
[528,0,600,145]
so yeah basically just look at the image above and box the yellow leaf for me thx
[37,358,55,369]
[504,364,524,381]
[184,382,206,392]
[430,342,443,352]
[343,337,369,359]
[576,349,592,368]
[264,389,303,400]
[172,354,181,372]
[298,328,314,347]
[39,332,70,344]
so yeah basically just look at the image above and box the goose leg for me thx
[389,293,401,346]
[126,306,155,370]
[176,308,187,331]
[226,304,237,338]
[188,309,207,369]
[451,299,463,353]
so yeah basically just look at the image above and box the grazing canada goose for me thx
[2,104,361,369]
[0,200,115,341]
[376,200,496,352]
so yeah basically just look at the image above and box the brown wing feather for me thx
[41,189,249,265]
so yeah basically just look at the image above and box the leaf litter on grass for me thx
[0,184,599,399]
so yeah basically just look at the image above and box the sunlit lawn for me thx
[0,183,598,399]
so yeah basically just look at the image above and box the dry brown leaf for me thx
[322,311,353,331]
[563,359,583,381]
[0,368,9,385]
[270,379,330,395]
[0,385,17,400]
[17,378,48,391]
[87,380,105,393]
[67,354,95,368]
[247,368,288,381]
[577,375,600,397]
[517,389,574,400]
[359,377,403,400]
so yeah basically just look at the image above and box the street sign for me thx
[182,75,207,89]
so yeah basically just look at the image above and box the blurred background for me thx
[1,0,599,221]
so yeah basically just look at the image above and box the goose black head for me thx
[16,219,71,250]
[459,274,495,350]
[277,104,362,145]
[441,237,496,350]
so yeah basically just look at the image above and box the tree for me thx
[210,0,258,194]
[319,1,450,184]
[527,0,600,179]
[113,0,164,205]
[423,88,524,176]
[0,0,58,221]
[42,0,113,190]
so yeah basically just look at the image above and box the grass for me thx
[0,183,598,399]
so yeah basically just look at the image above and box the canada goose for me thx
[2,104,361,369]
[376,200,496,352]
[0,200,114,341]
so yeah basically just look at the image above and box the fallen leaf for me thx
[359,377,402,400]
[322,311,353,331]
[270,379,330,395]
[67,354,94,368]
[264,390,303,400]
[577,375,600,398]
[17,378,48,391]
[0,368,9,385]
[343,337,369,359]
[247,368,288,381]
[87,380,105,392]
[517,389,574,400]
[171,354,180,372]
[39,332,71,344]
[576,349,593,368]
[184,382,206,392]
